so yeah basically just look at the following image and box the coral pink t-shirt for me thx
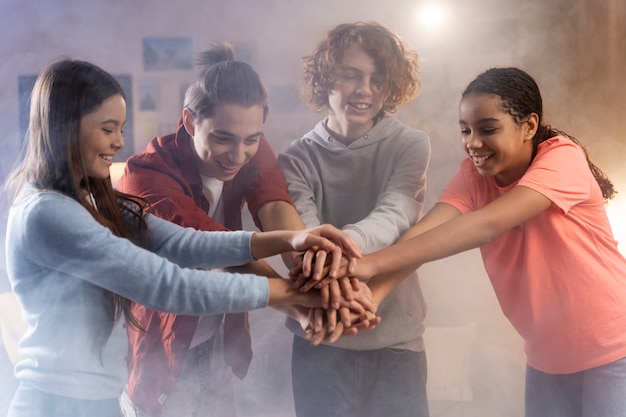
[439,136,626,374]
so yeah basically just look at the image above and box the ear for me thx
[182,108,195,137]
[524,113,539,140]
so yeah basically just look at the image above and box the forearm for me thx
[367,187,551,277]
[368,267,417,305]
[267,277,322,308]
[271,304,309,323]
[250,230,293,260]
[258,200,306,267]
[224,259,280,278]
[258,200,305,231]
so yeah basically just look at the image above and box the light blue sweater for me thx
[279,115,431,351]
[5,184,269,400]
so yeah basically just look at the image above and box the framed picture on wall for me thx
[138,80,159,111]
[143,37,193,72]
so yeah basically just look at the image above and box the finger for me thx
[303,309,316,340]
[325,321,345,344]
[290,271,310,289]
[348,255,358,274]
[326,308,337,333]
[319,224,362,258]
[329,280,342,310]
[300,268,325,292]
[351,280,377,313]
[315,274,340,289]
[312,250,328,281]
[314,307,324,334]
[320,284,330,310]
[309,309,326,346]
[288,262,302,279]
[340,277,354,301]
[301,248,316,278]
[328,246,343,278]
[342,300,365,315]
[339,306,351,328]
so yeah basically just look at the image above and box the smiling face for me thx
[184,102,264,181]
[459,93,538,186]
[79,94,126,180]
[326,44,386,144]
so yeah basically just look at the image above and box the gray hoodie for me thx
[279,115,431,350]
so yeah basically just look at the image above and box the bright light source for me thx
[416,3,447,32]
[606,193,626,255]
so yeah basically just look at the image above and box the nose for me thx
[228,143,247,165]
[464,133,482,151]
[356,78,373,96]
[113,132,125,150]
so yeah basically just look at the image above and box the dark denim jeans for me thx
[525,355,626,417]
[291,336,429,417]
[8,381,123,417]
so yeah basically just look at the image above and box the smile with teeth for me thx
[471,154,493,164]
[100,154,113,162]
[218,160,240,172]
[350,102,371,110]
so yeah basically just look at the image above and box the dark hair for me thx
[4,59,148,351]
[303,21,421,114]
[463,67,615,200]
[184,43,269,122]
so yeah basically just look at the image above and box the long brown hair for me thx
[3,59,148,351]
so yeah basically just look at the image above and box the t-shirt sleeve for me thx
[438,161,480,214]
[518,138,593,214]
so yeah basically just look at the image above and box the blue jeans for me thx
[8,381,123,417]
[120,329,236,417]
[291,336,429,417]
[525,356,626,417]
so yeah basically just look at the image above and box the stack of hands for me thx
[286,226,381,346]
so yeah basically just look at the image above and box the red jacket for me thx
[117,121,292,416]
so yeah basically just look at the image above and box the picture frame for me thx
[142,37,193,71]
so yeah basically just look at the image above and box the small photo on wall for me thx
[143,37,193,71]
[138,80,159,111]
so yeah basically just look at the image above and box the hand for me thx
[332,278,377,324]
[288,225,361,264]
[305,307,381,346]
[289,249,358,291]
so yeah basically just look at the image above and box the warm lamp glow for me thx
[606,194,626,255]
[416,3,448,32]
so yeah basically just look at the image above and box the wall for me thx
[1,0,625,415]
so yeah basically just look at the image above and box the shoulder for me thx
[530,136,589,175]
[14,190,91,240]
[279,123,325,159]
[535,136,584,160]
[377,116,430,147]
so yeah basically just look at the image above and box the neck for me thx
[325,118,375,146]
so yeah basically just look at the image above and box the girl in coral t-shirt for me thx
[308,67,626,417]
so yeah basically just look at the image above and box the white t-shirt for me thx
[190,175,227,348]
